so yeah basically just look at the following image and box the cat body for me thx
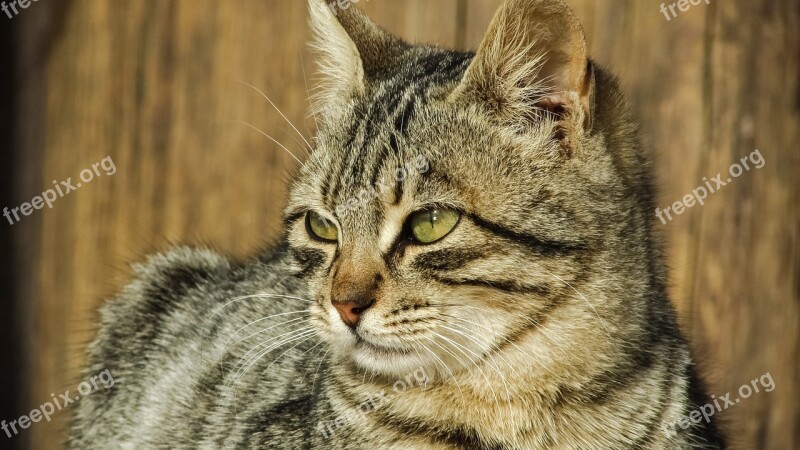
[70,0,725,448]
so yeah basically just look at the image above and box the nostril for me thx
[332,299,375,328]
[351,300,374,315]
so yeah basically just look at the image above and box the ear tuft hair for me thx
[308,0,365,122]
[451,0,593,149]
[308,0,407,124]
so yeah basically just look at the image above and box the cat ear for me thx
[451,0,593,135]
[308,0,407,123]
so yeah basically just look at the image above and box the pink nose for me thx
[332,298,374,328]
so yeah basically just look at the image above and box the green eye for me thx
[408,208,461,244]
[306,211,338,242]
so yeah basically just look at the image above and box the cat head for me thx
[285,0,653,380]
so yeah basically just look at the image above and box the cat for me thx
[69,0,726,448]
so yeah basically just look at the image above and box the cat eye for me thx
[306,211,338,242]
[408,208,461,244]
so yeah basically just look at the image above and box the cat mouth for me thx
[354,333,413,356]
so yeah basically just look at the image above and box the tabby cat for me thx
[69,0,725,448]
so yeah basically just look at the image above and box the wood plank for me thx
[28,1,312,448]
[691,1,800,448]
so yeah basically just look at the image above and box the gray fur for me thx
[70,0,725,448]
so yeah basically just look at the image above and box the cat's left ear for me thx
[451,0,594,138]
[308,0,407,124]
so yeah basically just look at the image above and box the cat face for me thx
[285,0,634,379]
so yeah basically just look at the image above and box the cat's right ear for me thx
[308,0,407,124]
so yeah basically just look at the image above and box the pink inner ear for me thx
[534,95,568,118]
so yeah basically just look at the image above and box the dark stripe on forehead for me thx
[362,86,406,152]
[324,49,472,211]
[387,95,420,203]
[396,93,417,132]
[367,89,417,190]
[362,52,471,195]
[326,105,366,207]
[413,50,474,85]
[332,84,405,204]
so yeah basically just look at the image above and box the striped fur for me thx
[70,0,725,448]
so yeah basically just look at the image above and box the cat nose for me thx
[331,296,374,329]
[331,265,382,329]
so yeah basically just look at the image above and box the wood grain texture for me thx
[8,1,797,449]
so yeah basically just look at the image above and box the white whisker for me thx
[435,327,520,447]
[226,313,311,350]
[227,327,317,418]
[229,119,303,164]
[209,293,314,322]
[298,340,328,384]
[542,269,615,341]
[299,51,321,134]
[237,80,313,154]
[310,348,331,392]
[259,332,319,377]
[201,293,314,366]
[228,325,316,388]
[420,337,465,399]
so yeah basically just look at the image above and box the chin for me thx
[351,340,431,378]
[328,330,433,379]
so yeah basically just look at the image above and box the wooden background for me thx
[3,0,797,449]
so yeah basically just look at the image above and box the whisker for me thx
[433,327,518,445]
[439,324,518,383]
[225,313,311,350]
[201,293,314,366]
[310,348,331,392]
[440,322,523,380]
[443,303,583,365]
[428,328,516,440]
[441,319,535,436]
[442,312,562,379]
[227,325,316,387]
[298,51,320,134]
[542,269,615,341]
[227,327,317,418]
[259,332,319,377]
[237,80,313,154]
[209,293,314,322]
[229,119,303,164]
[420,337,465,399]
[429,330,496,396]
[298,340,328,385]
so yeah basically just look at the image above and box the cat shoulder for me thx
[100,246,232,330]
